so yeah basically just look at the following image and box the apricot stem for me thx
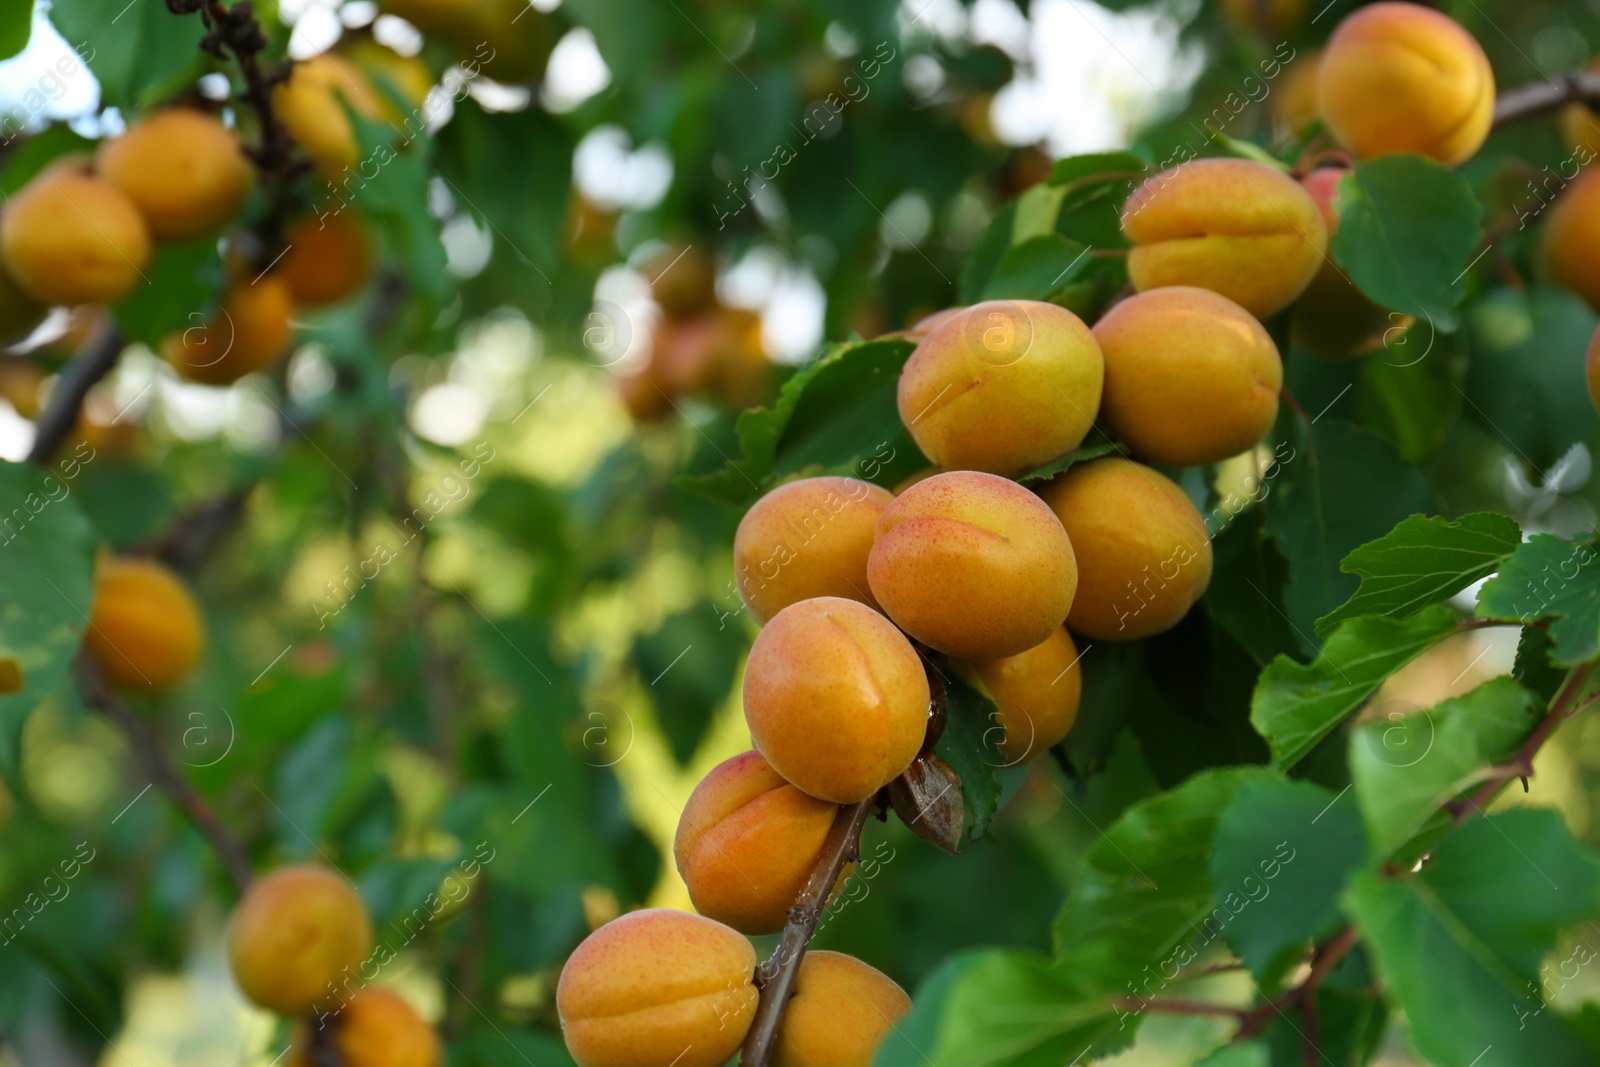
[1492,70,1600,130]
[740,796,876,1067]
[25,318,122,465]
[78,655,254,894]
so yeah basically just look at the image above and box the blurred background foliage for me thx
[4,0,1600,1063]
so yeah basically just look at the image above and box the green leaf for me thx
[1349,677,1541,856]
[875,949,1128,1067]
[1263,418,1437,649]
[1316,512,1522,637]
[111,237,223,347]
[677,336,920,506]
[1053,767,1274,999]
[1477,534,1600,665]
[936,673,1004,844]
[349,116,448,306]
[1356,341,1464,463]
[1210,777,1367,978]
[980,234,1091,301]
[1346,810,1600,1067]
[1046,150,1150,188]
[1250,605,1458,770]
[1195,1042,1269,1067]
[1463,287,1599,470]
[633,604,743,765]
[1013,442,1119,486]
[1331,155,1482,332]
[960,202,1017,304]
[48,0,205,111]
[1206,507,1301,667]
[0,0,33,64]
[0,460,96,784]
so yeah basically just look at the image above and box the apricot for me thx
[651,313,721,395]
[772,951,912,1067]
[615,366,671,422]
[734,476,894,624]
[0,359,43,416]
[903,305,964,342]
[281,213,373,307]
[346,38,434,111]
[95,110,252,242]
[557,908,758,1067]
[1272,49,1322,137]
[1093,286,1281,466]
[228,865,374,1015]
[273,55,383,180]
[1318,3,1494,166]
[1544,169,1600,313]
[896,299,1104,475]
[1121,157,1327,318]
[163,273,294,386]
[1290,168,1392,358]
[1039,458,1213,640]
[455,0,555,83]
[648,243,717,319]
[0,170,151,306]
[674,750,838,934]
[743,597,929,804]
[965,626,1082,764]
[84,556,204,689]
[1560,61,1600,161]
[290,988,439,1067]
[868,471,1077,659]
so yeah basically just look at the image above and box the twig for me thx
[1493,71,1600,130]
[26,321,122,465]
[740,798,877,1066]
[78,657,253,894]
[1235,926,1357,1043]
[140,483,258,572]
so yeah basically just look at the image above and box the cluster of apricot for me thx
[226,865,440,1067]
[616,244,776,421]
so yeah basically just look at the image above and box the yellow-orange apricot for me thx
[1318,2,1494,166]
[1290,168,1392,358]
[648,243,717,319]
[1093,286,1281,466]
[897,299,1103,475]
[1039,458,1213,640]
[734,476,894,624]
[163,273,295,386]
[892,467,941,494]
[868,471,1077,658]
[1121,157,1327,318]
[84,556,205,690]
[902,305,965,342]
[290,988,439,1067]
[772,951,912,1067]
[709,307,772,409]
[274,55,383,180]
[281,213,373,307]
[674,750,838,934]
[652,312,722,395]
[228,865,374,1015]
[1544,169,1600,312]
[965,626,1082,764]
[1560,61,1600,161]
[95,110,252,242]
[557,908,758,1067]
[0,171,151,306]
[615,366,672,422]
[1272,49,1322,136]
[346,38,434,111]
[743,597,929,804]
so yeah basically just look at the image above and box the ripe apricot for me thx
[869,471,1077,658]
[965,626,1082,764]
[772,951,912,1067]
[1290,168,1392,358]
[557,908,758,1067]
[274,55,383,180]
[1039,458,1213,640]
[903,305,964,342]
[346,38,434,111]
[1093,286,1281,466]
[281,213,373,307]
[1121,157,1327,318]
[1560,61,1600,161]
[648,243,717,319]
[615,366,671,422]
[1544,169,1600,313]
[734,476,894,624]
[743,597,929,804]
[1318,2,1494,166]
[163,273,294,386]
[674,750,838,934]
[0,170,151,306]
[228,865,374,1015]
[85,556,204,689]
[290,988,439,1067]
[897,299,1103,475]
[95,110,252,242]
[1272,49,1322,137]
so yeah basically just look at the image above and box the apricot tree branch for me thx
[1493,71,1600,130]
[740,797,876,1067]
[78,656,253,894]
[1234,925,1357,1043]
[25,319,122,465]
